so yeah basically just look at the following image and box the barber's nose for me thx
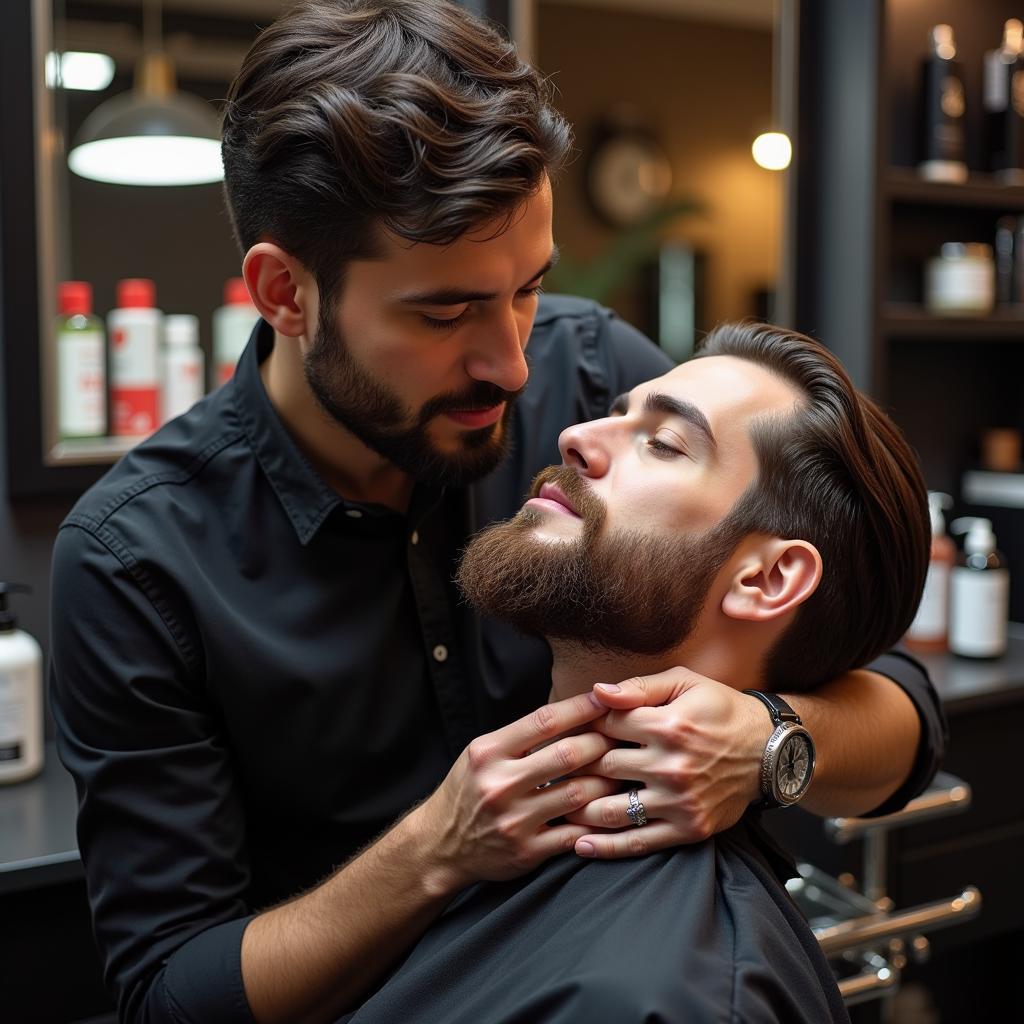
[558,420,611,478]
[464,311,529,393]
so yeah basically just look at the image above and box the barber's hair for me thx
[696,322,930,692]
[221,0,570,304]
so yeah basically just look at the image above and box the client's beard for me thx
[457,465,748,656]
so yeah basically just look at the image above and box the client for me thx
[344,321,931,1023]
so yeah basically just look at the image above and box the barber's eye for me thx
[422,311,468,332]
[646,436,683,457]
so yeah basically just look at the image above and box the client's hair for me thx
[697,322,930,692]
[221,0,571,307]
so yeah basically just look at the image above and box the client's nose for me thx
[557,421,610,478]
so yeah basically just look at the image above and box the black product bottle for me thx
[984,19,1024,182]
[995,215,1016,303]
[920,24,968,182]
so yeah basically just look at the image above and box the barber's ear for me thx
[242,242,315,339]
[720,539,822,622]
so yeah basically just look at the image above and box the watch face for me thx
[777,732,814,800]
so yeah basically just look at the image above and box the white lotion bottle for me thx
[949,518,1010,658]
[0,584,44,784]
[212,278,259,387]
[162,314,205,422]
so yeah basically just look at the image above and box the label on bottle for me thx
[984,53,1010,111]
[162,350,205,422]
[0,666,28,761]
[949,567,1010,657]
[908,562,950,641]
[112,386,159,436]
[57,328,106,438]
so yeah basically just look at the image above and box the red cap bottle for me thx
[224,277,252,306]
[58,281,93,316]
[117,278,157,309]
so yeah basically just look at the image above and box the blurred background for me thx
[2,2,1023,1022]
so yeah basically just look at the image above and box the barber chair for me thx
[786,772,981,1011]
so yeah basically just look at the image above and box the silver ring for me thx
[626,788,647,827]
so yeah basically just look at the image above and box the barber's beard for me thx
[303,300,521,487]
[457,465,748,656]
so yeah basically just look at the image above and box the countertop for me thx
[3,629,1024,894]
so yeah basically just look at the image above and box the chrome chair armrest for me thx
[825,772,971,844]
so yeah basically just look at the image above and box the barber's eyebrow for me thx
[397,245,560,306]
[609,390,717,453]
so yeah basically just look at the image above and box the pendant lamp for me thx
[67,0,222,186]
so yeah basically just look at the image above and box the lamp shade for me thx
[68,88,223,186]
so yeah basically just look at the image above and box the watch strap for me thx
[742,689,802,726]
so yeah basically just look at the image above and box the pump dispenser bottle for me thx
[949,518,1010,658]
[905,492,955,652]
[920,25,968,182]
[0,584,44,784]
[985,19,1024,181]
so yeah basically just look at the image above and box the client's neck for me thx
[547,624,766,702]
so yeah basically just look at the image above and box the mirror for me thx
[25,0,788,482]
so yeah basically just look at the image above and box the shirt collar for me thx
[232,319,343,546]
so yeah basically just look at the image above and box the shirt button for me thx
[345,509,363,519]
[432,644,448,663]
[411,530,419,545]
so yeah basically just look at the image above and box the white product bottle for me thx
[949,518,1010,658]
[0,584,44,785]
[212,278,259,387]
[109,278,162,437]
[56,281,107,440]
[162,314,205,422]
[905,492,955,652]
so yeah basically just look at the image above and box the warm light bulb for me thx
[46,51,116,91]
[68,136,224,186]
[751,132,792,171]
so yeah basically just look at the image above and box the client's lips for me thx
[526,482,581,518]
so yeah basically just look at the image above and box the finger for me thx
[528,775,621,825]
[588,746,653,781]
[563,789,660,830]
[533,823,600,863]
[520,732,619,788]
[575,822,683,859]
[591,667,704,710]
[595,706,663,743]
[493,693,607,757]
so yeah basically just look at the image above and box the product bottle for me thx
[984,19,1024,182]
[0,584,44,785]
[55,280,107,440]
[920,25,968,183]
[162,314,206,422]
[212,278,259,387]
[109,278,162,437]
[905,492,955,652]
[949,518,1010,658]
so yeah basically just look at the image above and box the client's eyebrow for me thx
[609,390,717,453]
[397,245,560,306]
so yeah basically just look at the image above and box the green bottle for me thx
[56,280,107,440]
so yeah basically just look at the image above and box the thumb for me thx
[592,666,702,708]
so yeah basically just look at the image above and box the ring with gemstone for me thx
[626,788,647,827]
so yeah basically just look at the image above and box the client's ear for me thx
[720,538,822,622]
[242,242,314,339]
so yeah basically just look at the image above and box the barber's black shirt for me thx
[49,294,946,1023]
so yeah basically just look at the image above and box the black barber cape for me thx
[50,294,941,1023]
[344,818,849,1024]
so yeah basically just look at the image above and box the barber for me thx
[49,3,945,1023]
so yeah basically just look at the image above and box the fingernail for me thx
[596,682,621,693]
[576,840,596,857]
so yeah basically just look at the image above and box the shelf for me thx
[885,168,1024,211]
[44,435,142,468]
[882,304,1024,339]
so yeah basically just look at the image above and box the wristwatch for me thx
[741,690,816,809]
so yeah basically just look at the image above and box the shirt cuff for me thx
[154,915,257,1023]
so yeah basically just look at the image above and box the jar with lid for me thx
[925,242,996,315]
